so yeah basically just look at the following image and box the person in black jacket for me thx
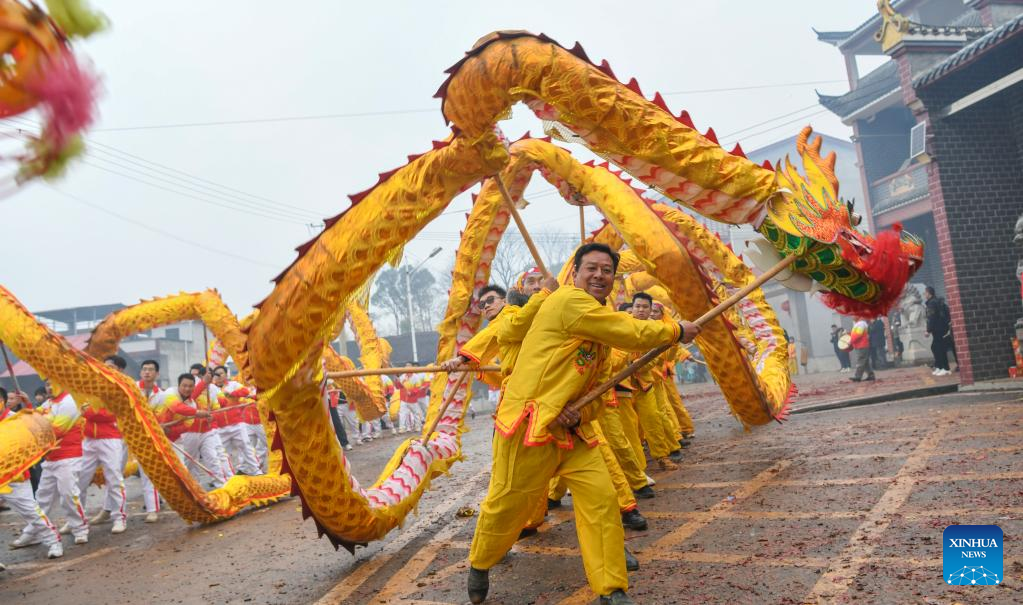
[868,319,887,370]
[830,325,851,371]
[924,286,952,376]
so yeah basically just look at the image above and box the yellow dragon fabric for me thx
[2,30,922,550]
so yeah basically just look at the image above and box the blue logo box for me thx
[943,525,1003,585]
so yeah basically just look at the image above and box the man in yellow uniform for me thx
[628,293,684,470]
[449,281,651,539]
[652,303,696,443]
[466,243,699,605]
[603,347,657,499]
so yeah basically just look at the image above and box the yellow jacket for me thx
[460,305,517,389]
[495,289,551,381]
[497,286,680,449]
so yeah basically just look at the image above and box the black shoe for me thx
[599,589,636,605]
[517,527,538,540]
[547,498,562,509]
[850,377,862,382]
[668,449,683,464]
[621,508,648,531]
[865,375,876,381]
[468,567,489,604]
[633,485,656,500]
[624,548,639,571]
[679,438,692,449]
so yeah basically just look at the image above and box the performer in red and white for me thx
[208,366,261,476]
[3,388,63,559]
[396,364,424,433]
[34,382,89,545]
[163,373,233,487]
[75,356,128,534]
[137,359,167,523]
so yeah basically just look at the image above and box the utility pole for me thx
[403,246,442,362]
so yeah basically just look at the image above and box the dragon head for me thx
[759,127,924,318]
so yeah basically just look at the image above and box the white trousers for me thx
[340,406,361,437]
[398,400,424,432]
[175,431,233,487]
[247,423,268,472]
[76,438,127,523]
[218,424,261,475]
[35,458,88,539]
[8,480,61,547]
[138,467,160,513]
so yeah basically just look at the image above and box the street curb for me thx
[790,383,961,415]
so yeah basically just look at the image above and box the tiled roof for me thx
[818,61,900,118]
[914,13,1023,87]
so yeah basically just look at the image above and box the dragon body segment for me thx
[439,32,921,316]
[0,286,290,518]
[0,28,924,551]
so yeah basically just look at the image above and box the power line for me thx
[1,116,327,222]
[83,139,325,218]
[81,154,315,223]
[77,159,309,225]
[92,108,439,132]
[85,80,848,132]
[47,186,281,269]
[661,79,845,96]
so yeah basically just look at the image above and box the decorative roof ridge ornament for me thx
[875,0,912,51]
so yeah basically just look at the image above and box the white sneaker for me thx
[391,428,398,436]
[89,510,112,525]
[144,512,159,523]
[645,474,657,487]
[9,534,40,549]
[58,522,71,535]
[937,369,951,376]
[344,444,353,451]
[47,543,63,559]
[74,535,88,545]
[111,519,126,534]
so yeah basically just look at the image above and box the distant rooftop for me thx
[818,61,900,120]
[914,12,1023,87]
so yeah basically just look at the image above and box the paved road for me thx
[3,389,1021,604]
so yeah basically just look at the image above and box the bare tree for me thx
[489,235,533,289]
[371,267,439,336]
[532,227,581,273]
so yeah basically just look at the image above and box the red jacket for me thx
[83,406,121,439]
[46,393,84,461]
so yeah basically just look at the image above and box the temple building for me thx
[816,0,1023,383]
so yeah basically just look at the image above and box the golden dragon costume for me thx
[1,29,922,551]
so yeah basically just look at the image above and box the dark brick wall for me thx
[916,43,1023,381]
[856,106,916,184]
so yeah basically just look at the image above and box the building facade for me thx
[1,303,209,391]
[817,0,1023,383]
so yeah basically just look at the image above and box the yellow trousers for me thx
[599,403,648,491]
[470,422,627,596]
[634,387,676,459]
[653,381,682,443]
[615,393,646,470]
[526,422,637,528]
[663,378,694,435]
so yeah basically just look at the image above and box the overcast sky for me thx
[3,1,884,317]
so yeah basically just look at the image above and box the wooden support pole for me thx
[565,254,798,414]
[0,340,22,395]
[419,370,472,440]
[494,176,551,278]
[326,364,500,379]
[579,206,586,243]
